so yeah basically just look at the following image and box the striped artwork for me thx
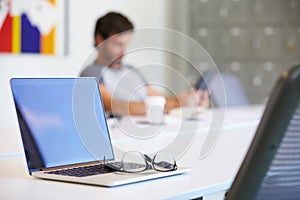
[0,0,64,55]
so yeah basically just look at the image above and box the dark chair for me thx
[226,64,300,200]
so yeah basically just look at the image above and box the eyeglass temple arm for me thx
[144,154,153,162]
[143,154,154,169]
[173,161,178,170]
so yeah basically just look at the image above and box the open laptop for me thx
[226,64,300,199]
[10,77,189,187]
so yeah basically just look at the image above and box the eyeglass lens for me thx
[121,151,147,173]
[152,151,177,171]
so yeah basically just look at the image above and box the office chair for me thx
[225,64,300,200]
[196,68,249,107]
[210,72,249,107]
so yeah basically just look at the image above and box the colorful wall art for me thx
[0,0,66,55]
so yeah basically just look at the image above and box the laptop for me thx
[226,64,300,199]
[10,77,189,187]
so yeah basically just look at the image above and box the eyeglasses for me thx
[104,151,177,173]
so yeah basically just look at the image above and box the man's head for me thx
[94,12,134,69]
[94,12,134,42]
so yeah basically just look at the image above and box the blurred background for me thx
[0,0,300,129]
[171,0,300,104]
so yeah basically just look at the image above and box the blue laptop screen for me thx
[10,78,114,172]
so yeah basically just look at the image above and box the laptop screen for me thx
[10,78,114,172]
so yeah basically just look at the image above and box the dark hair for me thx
[94,12,134,40]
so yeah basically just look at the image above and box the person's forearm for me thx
[111,99,146,116]
[164,96,180,112]
[147,85,180,112]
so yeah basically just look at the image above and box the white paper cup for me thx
[145,96,166,124]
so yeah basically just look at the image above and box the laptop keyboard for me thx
[105,161,146,171]
[45,164,115,177]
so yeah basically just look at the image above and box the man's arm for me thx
[99,84,146,115]
[147,86,180,112]
[147,86,210,112]
[100,84,178,116]
[100,84,210,116]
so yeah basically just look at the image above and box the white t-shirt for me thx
[80,63,148,102]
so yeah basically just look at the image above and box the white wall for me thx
[0,0,170,129]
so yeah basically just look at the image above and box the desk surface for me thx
[0,105,264,200]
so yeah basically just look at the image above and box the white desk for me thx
[0,105,264,200]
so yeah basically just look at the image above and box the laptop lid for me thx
[10,78,114,174]
[226,64,300,199]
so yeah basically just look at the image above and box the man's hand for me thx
[178,88,210,108]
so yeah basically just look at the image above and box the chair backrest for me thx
[196,68,249,107]
[226,64,300,200]
[210,72,249,107]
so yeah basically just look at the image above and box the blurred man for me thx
[80,12,209,116]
